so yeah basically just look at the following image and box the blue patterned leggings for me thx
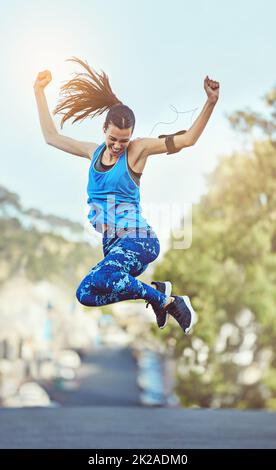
[76,226,168,309]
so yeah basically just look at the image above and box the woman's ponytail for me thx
[53,57,123,129]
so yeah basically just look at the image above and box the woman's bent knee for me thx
[76,285,86,304]
[90,270,111,292]
[76,284,97,306]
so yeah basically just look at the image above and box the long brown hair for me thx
[53,57,135,132]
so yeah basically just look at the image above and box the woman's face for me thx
[103,123,133,158]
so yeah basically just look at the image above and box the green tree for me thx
[152,85,276,409]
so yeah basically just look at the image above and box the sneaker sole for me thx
[159,281,172,329]
[182,296,197,335]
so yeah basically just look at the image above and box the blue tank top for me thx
[87,143,149,233]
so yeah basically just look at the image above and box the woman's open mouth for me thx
[111,147,121,155]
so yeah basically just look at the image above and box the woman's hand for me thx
[33,70,52,93]
[204,75,220,103]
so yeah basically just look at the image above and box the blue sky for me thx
[1,0,275,235]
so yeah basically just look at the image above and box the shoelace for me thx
[145,300,162,312]
[146,296,176,313]
[145,299,166,315]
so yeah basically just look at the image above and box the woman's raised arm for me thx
[34,70,59,142]
[34,70,98,160]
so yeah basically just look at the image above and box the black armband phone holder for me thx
[158,129,187,154]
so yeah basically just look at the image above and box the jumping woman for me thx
[34,57,220,334]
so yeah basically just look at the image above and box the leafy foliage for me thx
[0,188,101,293]
[152,86,276,409]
